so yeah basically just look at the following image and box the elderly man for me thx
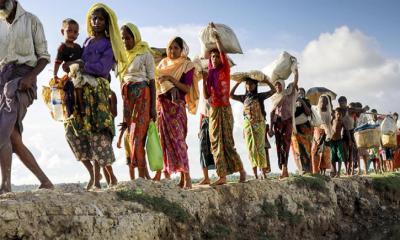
[0,0,53,193]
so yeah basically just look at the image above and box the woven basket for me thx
[354,128,381,148]
[382,134,397,148]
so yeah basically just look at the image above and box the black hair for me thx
[299,87,306,93]
[121,25,134,39]
[338,96,347,103]
[371,109,377,113]
[62,18,79,28]
[245,78,267,119]
[171,37,184,49]
[91,8,110,36]
[394,112,399,117]
[209,48,220,55]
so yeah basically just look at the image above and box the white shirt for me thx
[0,2,50,67]
[122,52,155,84]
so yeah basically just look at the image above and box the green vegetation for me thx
[288,174,329,192]
[371,172,400,197]
[116,188,190,222]
[260,199,277,218]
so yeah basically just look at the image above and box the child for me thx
[230,77,275,179]
[330,108,348,177]
[53,18,84,114]
[95,77,118,188]
[53,18,82,78]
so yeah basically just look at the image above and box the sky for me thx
[7,0,400,185]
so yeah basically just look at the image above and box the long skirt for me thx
[274,118,293,170]
[122,82,150,168]
[311,128,331,173]
[199,117,215,169]
[157,95,189,174]
[65,77,116,166]
[291,124,313,173]
[65,126,115,166]
[244,118,268,169]
[209,105,243,177]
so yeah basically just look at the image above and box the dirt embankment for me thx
[1,174,400,240]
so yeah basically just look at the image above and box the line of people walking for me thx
[1,1,399,194]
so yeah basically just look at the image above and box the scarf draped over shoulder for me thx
[156,37,198,114]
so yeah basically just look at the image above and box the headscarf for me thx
[156,37,198,114]
[270,80,286,112]
[270,80,298,133]
[245,78,267,119]
[317,94,333,138]
[86,3,127,77]
[119,23,154,80]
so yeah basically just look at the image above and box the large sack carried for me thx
[200,23,243,58]
[354,128,381,148]
[262,51,297,83]
[192,55,235,74]
[381,116,397,135]
[382,134,397,148]
[231,70,269,83]
[146,121,164,171]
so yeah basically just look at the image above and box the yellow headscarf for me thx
[156,37,199,115]
[86,3,127,77]
[119,23,154,80]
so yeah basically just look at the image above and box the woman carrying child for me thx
[63,3,126,189]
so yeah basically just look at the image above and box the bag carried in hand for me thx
[42,77,68,122]
[146,121,164,171]
[200,23,243,58]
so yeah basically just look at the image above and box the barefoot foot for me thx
[198,178,210,185]
[38,181,54,190]
[211,177,227,186]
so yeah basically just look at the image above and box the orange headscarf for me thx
[156,37,198,114]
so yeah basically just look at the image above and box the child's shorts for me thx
[330,139,344,163]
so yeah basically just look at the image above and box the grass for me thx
[288,174,329,193]
[371,172,400,197]
[116,188,190,223]
[260,199,277,218]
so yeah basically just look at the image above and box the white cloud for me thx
[300,26,400,114]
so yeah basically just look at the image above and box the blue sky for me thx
[11,0,400,185]
[24,0,400,56]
